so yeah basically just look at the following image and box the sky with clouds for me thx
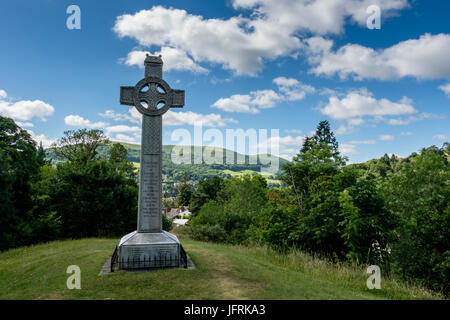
[0,0,449,162]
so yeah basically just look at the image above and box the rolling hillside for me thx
[46,142,290,188]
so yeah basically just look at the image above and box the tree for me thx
[51,129,109,163]
[0,116,40,250]
[50,159,138,238]
[176,171,193,206]
[108,143,137,180]
[190,175,268,244]
[48,130,138,238]
[36,141,49,166]
[382,146,450,294]
[282,121,346,214]
[190,176,224,216]
[339,176,397,265]
[315,120,339,157]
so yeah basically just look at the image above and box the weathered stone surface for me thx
[117,54,185,269]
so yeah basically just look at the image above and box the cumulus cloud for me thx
[339,139,376,155]
[233,0,408,34]
[212,77,314,113]
[64,115,107,129]
[255,134,305,160]
[212,91,282,113]
[306,33,450,80]
[100,107,235,127]
[99,109,140,124]
[164,110,236,127]
[379,134,395,141]
[105,125,141,135]
[273,77,315,101]
[113,2,408,75]
[320,88,416,120]
[387,112,439,125]
[113,133,139,144]
[284,129,303,134]
[121,47,208,73]
[432,134,448,140]
[26,130,56,148]
[0,89,54,122]
[439,83,450,97]
[339,143,359,155]
[347,139,376,144]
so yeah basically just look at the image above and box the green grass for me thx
[0,235,441,300]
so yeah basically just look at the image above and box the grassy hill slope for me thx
[46,143,289,187]
[0,237,440,300]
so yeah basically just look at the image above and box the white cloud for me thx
[212,94,259,113]
[112,133,139,144]
[26,130,56,148]
[233,0,408,35]
[334,124,355,136]
[284,129,302,134]
[339,139,377,155]
[16,121,34,128]
[113,2,408,75]
[64,115,107,129]
[255,134,305,159]
[379,134,395,141]
[306,33,450,80]
[113,6,297,76]
[212,77,313,113]
[439,83,450,97]
[99,109,140,124]
[432,134,448,140]
[105,125,141,135]
[347,140,376,144]
[101,107,235,127]
[273,76,315,101]
[0,89,54,122]
[320,88,416,120]
[251,90,282,109]
[164,110,236,127]
[400,131,413,136]
[387,112,438,125]
[339,143,359,155]
[121,47,208,73]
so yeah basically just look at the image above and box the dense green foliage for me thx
[188,120,449,295]
[0,119,140,248]
[0,117,41,250]
[1,116,448,296]
[381,146,449,293]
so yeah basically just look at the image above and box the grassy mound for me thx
[0,237,441,300]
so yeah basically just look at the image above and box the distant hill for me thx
[45,142,290,192]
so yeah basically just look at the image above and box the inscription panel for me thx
[138,154,161,232]
[119,244,180,269]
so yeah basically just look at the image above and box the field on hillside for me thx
[45,143,289,187]
[0,235,440,300]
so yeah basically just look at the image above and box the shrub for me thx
[162,214,173,231]
[189,224,227,243]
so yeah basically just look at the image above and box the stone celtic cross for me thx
[120,55,184,233]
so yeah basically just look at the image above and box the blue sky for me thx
[0,0,449,162]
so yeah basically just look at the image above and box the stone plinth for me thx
[118,231,181,269]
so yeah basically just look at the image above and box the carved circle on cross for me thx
[133,77,174,116]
